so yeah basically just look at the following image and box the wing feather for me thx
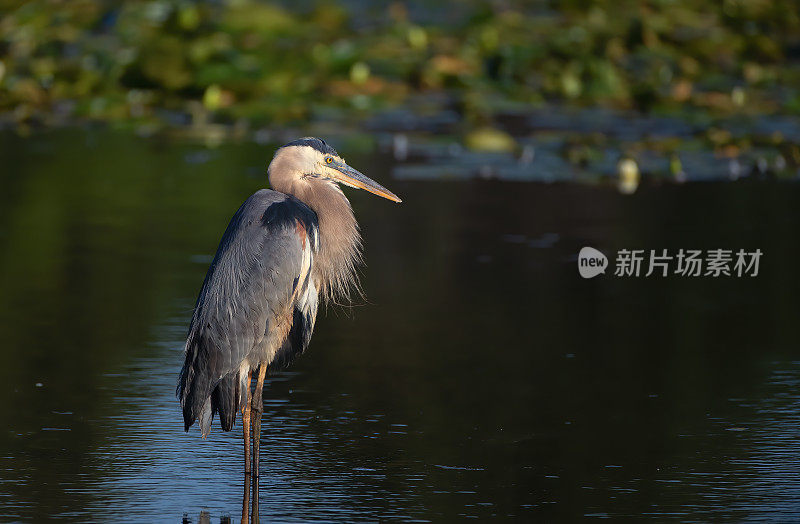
[177,189,318,435]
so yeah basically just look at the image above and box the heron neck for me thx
[291,180,363,303]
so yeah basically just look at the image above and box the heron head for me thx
[268,137,401,203]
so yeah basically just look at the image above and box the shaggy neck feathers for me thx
[268,152,363,304]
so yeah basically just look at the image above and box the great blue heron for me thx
[177,137,401,522]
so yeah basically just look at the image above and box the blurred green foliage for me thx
[1,0,799,128]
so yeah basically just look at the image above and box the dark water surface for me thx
[1,130,799,521]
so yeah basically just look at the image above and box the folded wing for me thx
[177,189,319,436]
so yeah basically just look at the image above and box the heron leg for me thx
[241,369,253,524]
[251,364,267,522]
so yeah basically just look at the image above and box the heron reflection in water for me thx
[177,138,401,522]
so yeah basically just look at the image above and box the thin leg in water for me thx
[251,364,267,522]
[241,369,253,524]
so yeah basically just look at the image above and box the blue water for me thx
[1,130,800,521]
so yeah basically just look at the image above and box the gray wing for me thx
[177,189,319,436]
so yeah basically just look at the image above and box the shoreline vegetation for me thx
[2,0,800,183]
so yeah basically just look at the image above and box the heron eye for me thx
[325,157,333,164]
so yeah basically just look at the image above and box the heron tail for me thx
[177,357,239,437]
[177,332,237,437]
[177,355,211,435]
[211,372,238,433]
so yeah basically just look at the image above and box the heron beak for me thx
[330,162,402,203]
